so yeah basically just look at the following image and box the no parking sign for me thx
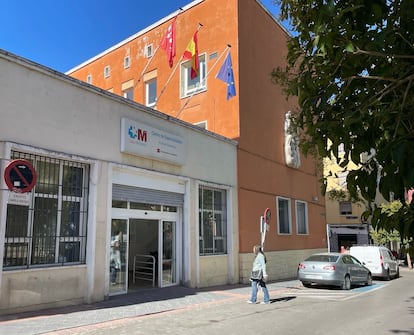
[4,159,37,193]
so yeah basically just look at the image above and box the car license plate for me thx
[305,274,322,279]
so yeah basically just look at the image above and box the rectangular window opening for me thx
[199,185,227,256]
[3,151,89,269]
[295,200,308,235]
[277,196,291,234]
[180,53,207,98]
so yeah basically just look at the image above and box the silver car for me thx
[297,252,372,290]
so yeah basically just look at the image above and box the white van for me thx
[349,246,399,280]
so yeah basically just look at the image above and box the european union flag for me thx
[216,52,236,100]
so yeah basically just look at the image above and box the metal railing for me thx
[133,254,156,287]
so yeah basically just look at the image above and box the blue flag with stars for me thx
[216,51,236,100]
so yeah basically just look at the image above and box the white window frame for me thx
[123,87,134,100]
[198,184,228,256]
[124,56,130,69]
[295,200,308,235]
[3,150,90,269]
[277,196,292,235]
[145,78,157,107]
[104,66,110,78]
[180,53,207,98]
[194,121,207,129]
[145,44,153,58]
[86,74,92,84]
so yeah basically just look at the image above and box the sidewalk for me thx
[0,279,301,335]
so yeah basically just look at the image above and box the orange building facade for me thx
[68,0,326,281]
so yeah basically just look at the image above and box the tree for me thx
[271,0,414,237]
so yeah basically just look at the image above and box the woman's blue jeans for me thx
[250,279,270,303]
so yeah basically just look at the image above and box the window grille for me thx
[199,185,227,255]
[3,151,89,269]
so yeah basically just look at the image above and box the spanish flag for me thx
[183,31,199,79]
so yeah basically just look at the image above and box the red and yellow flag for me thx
[183,31,199,79]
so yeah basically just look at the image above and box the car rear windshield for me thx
[305,255,339,262]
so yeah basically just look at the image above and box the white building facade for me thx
[0,50,238,314]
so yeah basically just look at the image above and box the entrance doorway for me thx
[110,208,180,295]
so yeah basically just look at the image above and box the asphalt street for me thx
[0,268,411,335]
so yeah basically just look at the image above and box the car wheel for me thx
[341,275,351,290]
[385,269,391,281]
[366,273,372,286]
[395,267,400,279]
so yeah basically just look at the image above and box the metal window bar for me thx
[199,186,227,255]
[3,151,89,269]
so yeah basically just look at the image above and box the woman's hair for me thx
[254,245,267,263]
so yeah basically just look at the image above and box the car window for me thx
[306,255,339,262]
[382,250,391,260]
[349,256,362,265]
[341,255,353,264]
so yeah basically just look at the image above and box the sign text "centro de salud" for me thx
[120,118,186,165]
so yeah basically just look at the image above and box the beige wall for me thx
[1,267,87,314]
[239,248,326,284]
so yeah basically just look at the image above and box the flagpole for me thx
[133,45,160,89]
[155,22,203,109]
[134,8,183,90]
[176,44,231,118]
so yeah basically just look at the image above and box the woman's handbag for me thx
[250,269,263,280]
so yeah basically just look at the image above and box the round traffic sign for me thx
[4,159,37,193]
[264,208,271,224]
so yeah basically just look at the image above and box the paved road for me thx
[0,268,409,335]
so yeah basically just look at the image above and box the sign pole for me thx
[260,208,271,250]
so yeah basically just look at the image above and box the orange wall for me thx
[69,0,241,139]
[236,0,326,252]
[68,0,327,255]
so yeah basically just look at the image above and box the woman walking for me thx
[247,245,270,304]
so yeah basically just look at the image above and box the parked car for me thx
[349,245,399,280]
[297,252,372,290]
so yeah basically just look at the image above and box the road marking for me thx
[280,283,386,301]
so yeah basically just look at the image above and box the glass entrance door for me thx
[109,219,128,294]
[161,221,176,286]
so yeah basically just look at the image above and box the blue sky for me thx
[0,0,282,73]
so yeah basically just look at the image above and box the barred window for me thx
[3,151,89,269]
[199,185,227,255]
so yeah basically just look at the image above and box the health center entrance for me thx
[109,184,183,295]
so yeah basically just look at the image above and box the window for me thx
[180,53,207,98]
[295,200,308,235]
[3,151,89,268]
[199,185,227,255]
[339,201,352,215]
[145,44,153,58]
[145,78,157,107]
[104,66,110,78]
[124,56,130,69]
[86,74,92,84]
[194,121,207,129]
[123,88,134,100]
[277,196,291,234]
